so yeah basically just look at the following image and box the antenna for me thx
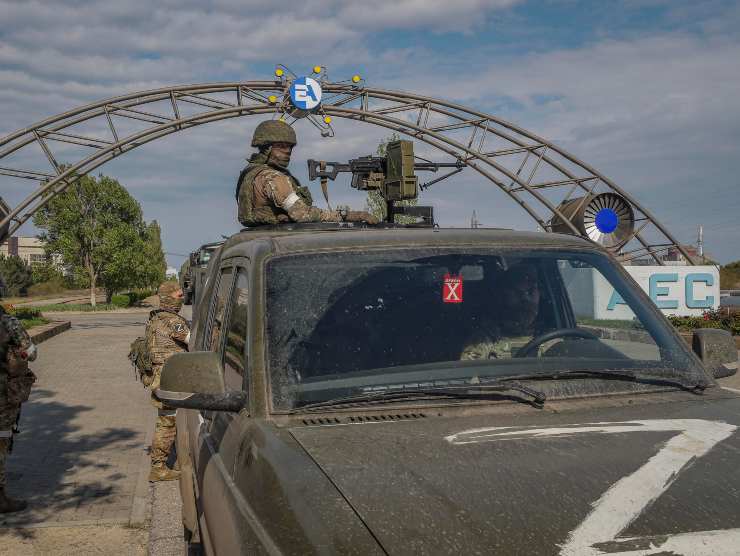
[697,225,704,258]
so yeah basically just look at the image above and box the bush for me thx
[9,306,42,320]
[31,261,64,284]
[33,303,120,312]
[0,254,33,296]
[668,309,740,336]
[111,294,131,308]
[27,278,68,296]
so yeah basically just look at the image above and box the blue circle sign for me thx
[595,208,619,234]
[289,77,322,110]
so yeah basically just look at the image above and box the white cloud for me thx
[2,1,739,263]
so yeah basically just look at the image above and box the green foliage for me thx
[27,279,67,297]
[0,254,34,296]
[667,309,740,336]
[366,134,418,223]
[111,294,131,308]
[32,303,120,312]
[21,317,49,330]
[720,260,740,289]
[31,260,63,284]
[9,306,42,319]
[33,172,167,306]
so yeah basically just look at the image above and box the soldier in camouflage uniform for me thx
[0,289,38,512]
[461,262,542,360]
[145,282,190,481]
[236,120,378,226]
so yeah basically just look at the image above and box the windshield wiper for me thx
[487,369,708,394]
[291,381,546,413]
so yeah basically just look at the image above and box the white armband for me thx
[281,192,300,210]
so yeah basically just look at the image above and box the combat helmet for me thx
[251,120,297,148]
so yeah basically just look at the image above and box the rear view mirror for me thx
[692,329,738,379]
[155,352,247,412]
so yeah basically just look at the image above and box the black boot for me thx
[0,487,28,513]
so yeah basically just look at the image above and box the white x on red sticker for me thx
[443,274,463,303]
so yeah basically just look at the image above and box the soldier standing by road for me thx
[144,282,190,482]
[236,120,378,226]
[0,285,38,513]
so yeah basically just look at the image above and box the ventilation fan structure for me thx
[550,193,635,249]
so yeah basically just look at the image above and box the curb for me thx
[129,407,156,528]
[29,320,71,344]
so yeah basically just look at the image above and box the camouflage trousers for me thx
[151,411,176,466]
[0,403,20,489]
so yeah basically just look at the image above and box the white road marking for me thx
[721,386,740,394]
[446,419,738,556]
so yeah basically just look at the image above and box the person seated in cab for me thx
[236,120,377,226]
[461,262,543,360]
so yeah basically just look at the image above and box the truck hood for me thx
[289,392,740,555]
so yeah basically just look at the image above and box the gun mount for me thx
[307,140,464,226]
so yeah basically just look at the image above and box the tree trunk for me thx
[89,272,97,308]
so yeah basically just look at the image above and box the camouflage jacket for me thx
[0,311,36,370]
[145,310,190,367]
[236,162,339,226]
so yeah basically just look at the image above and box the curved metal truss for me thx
[0,80,692,264]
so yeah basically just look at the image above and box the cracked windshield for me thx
[267,248,700,410]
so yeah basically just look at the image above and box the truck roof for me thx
[219,225,598,259]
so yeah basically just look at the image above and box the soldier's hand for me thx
[345,210,379,225]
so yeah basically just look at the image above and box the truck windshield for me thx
[265,248,705,411]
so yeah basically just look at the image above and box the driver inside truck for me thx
[460,261,542,360]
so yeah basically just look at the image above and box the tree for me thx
[366,134,418,224]
[720,261,740,289]
[33,173,162,306]
[142,221,167,287]
[0,254,33,296]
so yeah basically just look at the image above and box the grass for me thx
[21,317,50,330]
[34,303,121,312]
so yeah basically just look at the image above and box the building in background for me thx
[0,235,63,268]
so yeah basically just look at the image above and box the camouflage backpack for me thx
[128,336,153,383]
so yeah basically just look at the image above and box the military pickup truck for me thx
[181,241,223,307]
[157,224,739,555]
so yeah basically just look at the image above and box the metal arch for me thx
[0,80,692,265]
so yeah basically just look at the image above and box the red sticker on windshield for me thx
[443,274,463,303]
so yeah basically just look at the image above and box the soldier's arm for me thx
[2,314,37,361]
[168,318,191,345]
[258,170,341,223]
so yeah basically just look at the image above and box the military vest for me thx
[236,163,313,226]
[145,310,189,367]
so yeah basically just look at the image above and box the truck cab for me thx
[158,224,739,555]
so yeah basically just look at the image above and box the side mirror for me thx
[189,253,198,266]
[692,328,738,379]
[155,352,247,412]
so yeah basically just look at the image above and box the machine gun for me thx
[307,140,464,226]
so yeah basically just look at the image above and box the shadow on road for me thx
[0,387,142,531]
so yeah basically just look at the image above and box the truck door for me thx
[198,263,256,554]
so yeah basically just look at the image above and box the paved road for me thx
[0,312,160,553]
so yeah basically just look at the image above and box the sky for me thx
[1,0,739,267]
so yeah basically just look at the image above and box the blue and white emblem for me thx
[289,77,322,110]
